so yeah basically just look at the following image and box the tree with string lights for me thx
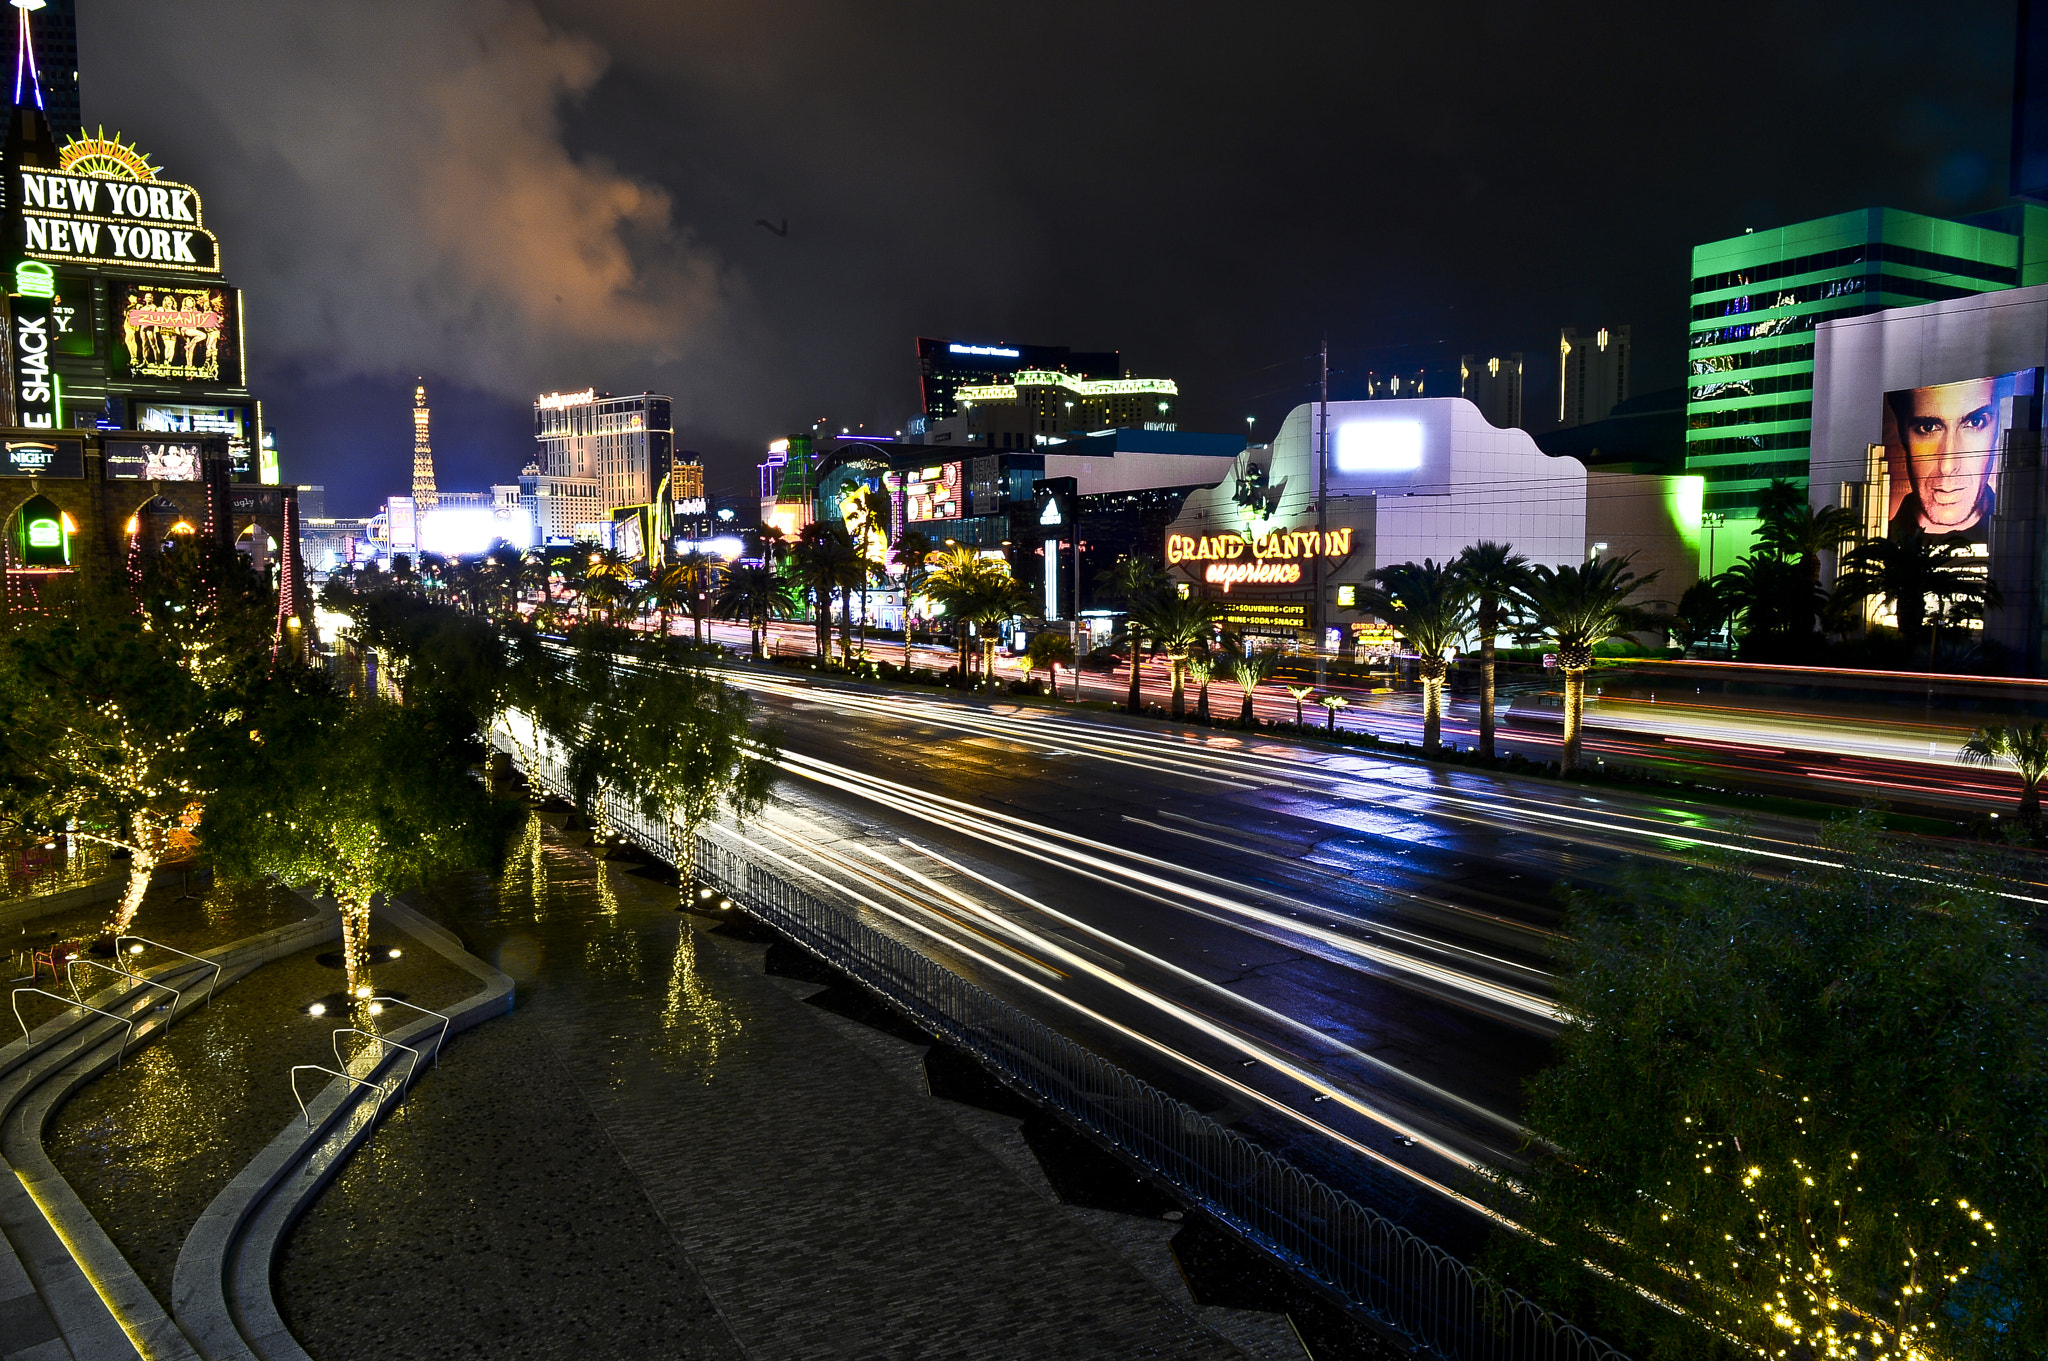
[1498,812,2048,1360]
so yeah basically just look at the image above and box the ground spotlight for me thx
[386,947,403,959]
[127,942,144,956]
[307,1002,326,1017]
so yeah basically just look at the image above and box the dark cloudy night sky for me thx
[78,1,2018,516]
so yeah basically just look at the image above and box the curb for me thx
[171,896,512,1361]
[0,905,338,1361]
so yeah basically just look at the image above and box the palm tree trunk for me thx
[1561,669,1586,773]
[1196,682,1210,723]
[815,590,831,659]
[1127,646,1143,713]
[981,635,998,690]
[2022,777,2041,826]
[1478,635,1497,758]
[1239,689,1254,725]
[1423,675,1444,754]
[1170,660,1185,719]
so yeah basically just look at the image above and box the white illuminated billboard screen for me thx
[1334,420,1424,473]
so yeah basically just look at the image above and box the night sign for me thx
[0,437,81,477]
[1165,526,1353,592]
[17,169,221,272]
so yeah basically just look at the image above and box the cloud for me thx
[84,0,739,406]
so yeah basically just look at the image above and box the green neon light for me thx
[25,518,59,548]
[50,370,59,429]
[1670,474,1705,549]
[12,261,53,298]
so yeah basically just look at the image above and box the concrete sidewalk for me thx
[279,813,1295,1360]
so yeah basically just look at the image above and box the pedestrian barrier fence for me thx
[497,726,1633,1361]
[369,996,450,1067]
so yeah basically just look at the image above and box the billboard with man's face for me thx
[1882,368,2040,542]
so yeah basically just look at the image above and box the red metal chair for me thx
[29,939,81,986]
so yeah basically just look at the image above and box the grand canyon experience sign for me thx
[1164,525,1353,592]
[16,169,220,272]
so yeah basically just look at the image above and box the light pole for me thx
[1701,511,1726,578]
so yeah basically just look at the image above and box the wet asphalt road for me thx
[703,663,1853,1247]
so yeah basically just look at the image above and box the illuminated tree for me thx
[1512,555,1659,773]
[714,563,799,659]
[1958,722,2048,825]
[0,610,210,937]
[791,523,863,662]
[1125,591,1225,719]
[206,689,515,995]
[1501,814,2048,1360]
[924,547,1032,689]
[1318,692,1348,731]
[1097,555,1169,714]
[1285,683,1314,727]
[1228,648,1278,725]
[1357,559,1473,756]
[1835,528,1996,669]
[1184,651,1214,722]
[574,663,779,890]
[1452,541,1528,758]
[1024,630,1074,692]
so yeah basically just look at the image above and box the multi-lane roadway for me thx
[701,619,2035,821]
[680,659,2039,1254]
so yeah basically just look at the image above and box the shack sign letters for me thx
[16,170,220,272]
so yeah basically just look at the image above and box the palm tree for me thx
[1957,723,2048,825]
[1024,630,1075,692]
[893,528,935,666]
[714,563,799,659]
[1186,652,1215,723]
[1286,683,1314,726]
[1357,559,1474,756]
[1451,542,1528,758]
[924,548,1032,689]
[674,549,722,647]
[1319,693,1350,731]
[1126,592,1226,719]
[518,548,555,610]
[1098,554,1169,714]
[1512,555,1660,773]
[645,560,692,639]
[577,547,635,624]
[791,524,863,662]
[1229,648,1279,726]
[1834,528,1998,668]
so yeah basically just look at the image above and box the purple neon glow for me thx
[13,9,41,111]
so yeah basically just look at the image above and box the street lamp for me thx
[1701,512,1726,577]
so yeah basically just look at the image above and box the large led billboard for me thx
[905,463,961,521]
[117,285,235,384]
[137,403,251,480]
[1880,368,2039,545]
[104,438,204,482]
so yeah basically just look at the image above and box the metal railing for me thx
[11,987,136,1070]
[66,957,182,1017]
[288,1064,394,1130]
[331,1028,421,1094]
[117,935,223,1007]
[497,727,1632,1361]
[368,996,449,1068]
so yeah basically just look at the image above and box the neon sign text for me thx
[1165,526,1353,594]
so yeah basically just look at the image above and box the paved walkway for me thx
[280,812,1280,1360]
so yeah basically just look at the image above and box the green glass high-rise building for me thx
[1686,205,2048,549]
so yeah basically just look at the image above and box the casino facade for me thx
[0,22,304,629]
